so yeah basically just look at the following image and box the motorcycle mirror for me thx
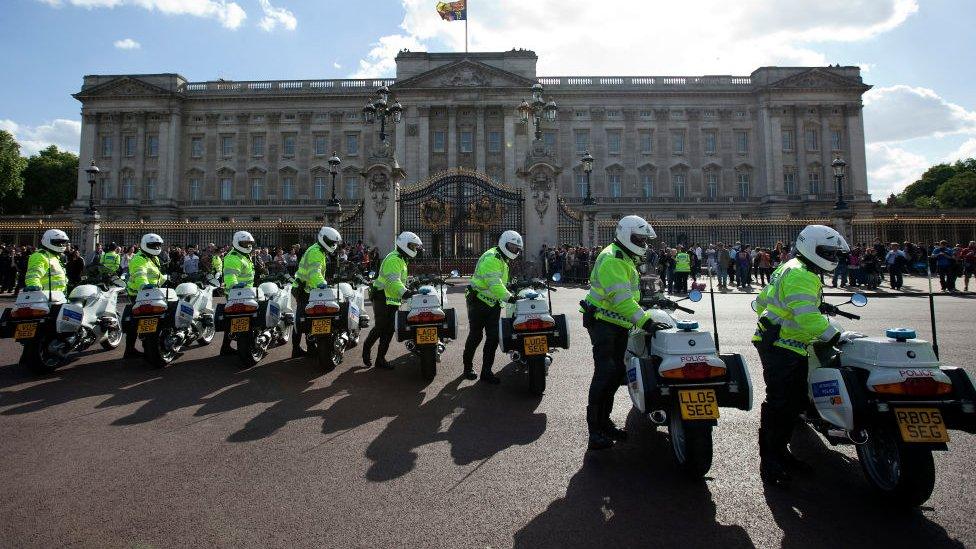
[450,269,460,278]
[850,293,868,307]
[368,271,377,279]
[551,272,562,282]
[750,299,758,312]
[688,289,703,303]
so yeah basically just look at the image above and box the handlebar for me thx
[820,302,861,321]
[648,297,694,314]
[508,278,556,293]
[407,274,456,288]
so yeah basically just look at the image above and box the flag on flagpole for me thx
[435,0,467,21]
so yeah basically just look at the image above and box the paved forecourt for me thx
[0,288,973,548]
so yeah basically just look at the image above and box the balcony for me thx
[182,78,396,96]
[537,75,753,90]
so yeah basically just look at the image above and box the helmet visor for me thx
[504,242,523,257]
[145,241,163,251]
[50,239,69,247]
[815,245,840,263]
[630,233,650,251]
[408,242,423,254]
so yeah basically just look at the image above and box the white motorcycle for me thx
[124,272,219,368]
[498,274,570,396]
[216,273,297,369]
[300,266,371,372]
[626,289,753,478]
[1,268,125,373]
[776,293,976,506]
[394,271,458,381]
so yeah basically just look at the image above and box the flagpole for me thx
[465,10,468,53]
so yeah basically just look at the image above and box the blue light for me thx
[886,328,916,341]
[419,287,432,295]
[676,320,699,331]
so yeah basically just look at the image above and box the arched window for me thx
[122,174,135,200]
[642,173,654,198]
[314,176,328,200]
[672,173,686,200]
[145,176,156,200]
[251,177,264,200]
[189,178,201,201]
[706,171,719,200]
[737,173,750,198]
[220,177,233,200]
[345,175,359,200]
[282,176,295,200]
[607,171,622,198]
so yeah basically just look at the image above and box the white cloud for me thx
[258,0,296,32]
[113,37,140,50]
[352,0,918,77]
[38,0,247,30]
[333,61,342,70]
[864,85,976,143]
[866,143,930,198]
[947,138,976,163]
[0,118,81,157]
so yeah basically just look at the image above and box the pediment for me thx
[74,76,177,99]
[392,59,535,90]
[768,68,869,91]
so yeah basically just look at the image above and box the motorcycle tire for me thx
[20,337,61,375]
[100,324,123,350]
[315,335,340,373]
[198,324,216,346]
[527,355,546,396]
[856,425,935,507]
[419,345,437,381]
[237,332,264,369]
[144,332,177,369]
[668,402,713,479]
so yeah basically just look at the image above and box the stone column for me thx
[395,113,407,169]
[518,141,562,273]
[821,106,833,197]
[135,112,147,200]
[759,105,776,199]
[75,112,98,209]
[80,211,101,257]
[362,144,404,253]
[582,205,598,249]
[417,105,430,183]
[447,106,458,169]
[475,106,486,174]
[503,111,516,185]
[846,102,868,200]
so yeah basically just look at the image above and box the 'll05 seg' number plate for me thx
[14,322,38,340]
[310,318,332,335]
[895,408,949,443]
[230,317,251,333]
[524,335,548,356]
[678,389,720,420]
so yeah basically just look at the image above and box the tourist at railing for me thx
[885,242,908,290]
[931,240,958,292]
[961,241,976,292]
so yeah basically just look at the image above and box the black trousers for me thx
[462,294,501,373]
[756,342,809,461]
[292,287,308,350]
[362,289,396,363]
[674,272,688,294]
[586,319,630,414]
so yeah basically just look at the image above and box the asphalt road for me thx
[0,287,973,548]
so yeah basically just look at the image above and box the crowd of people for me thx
[536,238,976,295]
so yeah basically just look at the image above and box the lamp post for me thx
[363,85,402,144]
[581,150,595,206]
[328,151,341,207]
[85,159,100,214]
[518,83,558,141]
[832,156,848,210]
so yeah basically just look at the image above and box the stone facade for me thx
[73,50,872,238]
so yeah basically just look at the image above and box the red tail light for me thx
[305,304,340,316]
[873,378,953,397]
[224,303,258,314]
[132,304,167,316]
[514,318,556,331]
[408,311,446,323]
[661,362,727,380]
[11,307,47,319]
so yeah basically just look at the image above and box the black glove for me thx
[507,295,519,304]
[643,320,668,335]
[401,290,416,300]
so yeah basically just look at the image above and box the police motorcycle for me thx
[124,272,219,368]
[394,271,459,381]
[215,272,297,369]
[299,263,372,372]
[498,273,570,396]
[759,293,976,506]
[1,266,125,374]
[626,287,753,478]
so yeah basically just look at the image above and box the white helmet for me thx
[395,231,423,258]
[794,224,849,272]
[615,215,656,256]
[140,233,164,256]
[41,229,69,254]
[317,226,342,254]
[232,230,255,254]
[498,230,524,260]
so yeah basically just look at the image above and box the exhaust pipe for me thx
[827,428,870,445]
[405,340,416,352]
[649,410,667,424]
[511,351,522,363]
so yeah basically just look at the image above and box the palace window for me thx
[608,172,621,197]
[489,131,502,153]
[220,177,233,200]
[707,172,719,199]
[607,131,621,155]
[100,178,112,199]
[782,129,794,151]
[189,178,201,201]
[191,137,204,158]
[282,134,296,157]
[808,172,821,195]
[147,135,159,158]
[124,136,136,157]
[737,173,750,199]
[145,176,157,200]
[542,131,555,150]
[671,131,685,154]
[672,173,686,199]
[122,176,134,199]
[642,173,654,198]
[282,176,295,200]
[251,177,263,200]
[314,176,327,200]
[639,131,653,154]
[252,135,265,157]
[575,130,589,154]
[805,128,819,151]
[831,129,843,151]
[345,133,359,156]
[576,172,587,197]
[433,131,446,153]
[704,131,717,154]
[345,176,359,200]
[459,131,473,153]
[735,131,749,154]
[314,135,328,156]
[100,136,113,157]
[784,171,797,195]
[221,136,234,157]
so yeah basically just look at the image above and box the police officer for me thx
[24,229,70,293]
[362,231,422,370]
[293,226,342,358]
[582,215,658,450]
[462,230,523,384]
[100,243,122,276]
[752,224,856,485]
[219,231,256,356]
[673,244,691,295]
[123,233,166,358]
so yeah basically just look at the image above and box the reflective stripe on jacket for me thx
[127,252,163,296]
[296,244,328,290]
[223,251,255,289]
[584,243,652,330]
[372,251,408,306]
[751,257,838,356]
[25,250,67,292]
[470,247,511,307]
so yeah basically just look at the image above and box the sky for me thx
[1,0,974,200]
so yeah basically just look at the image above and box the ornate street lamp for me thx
[328,151,341,207]
[518,82,558,141]
[581,150,595,206]
[85,159,100,214]
[832,156,848,210]
[363,85,402,144]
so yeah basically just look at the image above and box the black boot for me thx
[362,346,373,367]
[781,448,814,474]
[603,402,628,442]
[461,365,478,381]
[375,356,394,370]
[758,423,791,486]
[122,336,143,359]
[479,369,500,385]
[586,405,614,450]
[219,336,235,356]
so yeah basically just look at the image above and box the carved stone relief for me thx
[368,170,391,222]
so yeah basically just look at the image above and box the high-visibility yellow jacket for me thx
[127,252,164,296]
[372,251,408,306]
[223,250,254,289]
[296,244,329,291]
[752,257,838,356]
[470,247,511,307]
[675,252,691,273]
[585,243,652,329]
[100,251,121,274]
[25,249,67,292]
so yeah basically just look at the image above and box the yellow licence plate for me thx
[137,317,158,334]
[678,389,720,420]
[895,408,950,443]
[524,335,548,356]
[416,326,438,344]
[310,318,332,335]
[230,317,251,333]
[14,322,38,340]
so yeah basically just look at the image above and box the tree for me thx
[0,130,27,212]
[913,196,941,210]
[7,146,79,214]
[900,163,956,204]
[935,172,976,209]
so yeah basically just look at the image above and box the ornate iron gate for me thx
[338,200,365,246]
[398,169,523,274]
[557,198,583,246]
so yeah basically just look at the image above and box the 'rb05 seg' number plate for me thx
[895,408,949,443]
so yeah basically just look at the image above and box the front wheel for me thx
[236,332,265,369]
[668,402,713,479]
[314,335,341,372]
[143,331,177,369]
[419,345,437,381]
[100,324,123,350]
[198,324,215,346]
[20,336,62,374]
[856,425,935,507]
[527,355,546,396]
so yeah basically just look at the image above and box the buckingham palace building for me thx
[70,49,873,253]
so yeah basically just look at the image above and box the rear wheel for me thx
[857,425,935,507]
[100,324,123,350]
[20,336,62,374]
[236,332,264,369]
[527,355,546,396]
[668,401,713,479]
[315,335,341,372]
[144,331,177,369]
[419,345,437,381]
[198,324,215,346]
